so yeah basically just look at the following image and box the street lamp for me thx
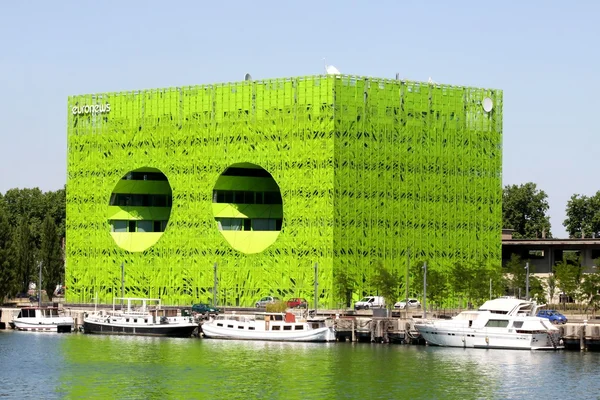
[314,262,319,312]
[423,261,427,319]
[121,262,125,307]
[213,262,218,307]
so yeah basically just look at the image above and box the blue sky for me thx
[0,0,598,238]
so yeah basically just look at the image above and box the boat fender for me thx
[485,336,489,345]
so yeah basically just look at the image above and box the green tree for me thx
[13,216,35,293]
[371,260,400,309]
[44,187,66,240]
[472,261,504,304]
[40,215,63,301]
[410,260,449,309]
[4,188,46,241]
[580,271,600,313]
[504,254,528,297]
[554,253,584,305]
[546,274,557,304]
[449,260,498,308]
[3,187,66,249]
[563,191,600,238]
[333,267,357,308]
[0,203,16,303]
[528,276,546,303]
[503,183,551,239]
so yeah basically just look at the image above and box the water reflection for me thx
[2,331,600,399]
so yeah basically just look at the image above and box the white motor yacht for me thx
[414,297,563,350]
[201,311,336,342]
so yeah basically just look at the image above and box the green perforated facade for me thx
[66,75,503,307]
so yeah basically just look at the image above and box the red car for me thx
[286,297,308,308]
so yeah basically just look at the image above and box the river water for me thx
[1,330,599,399]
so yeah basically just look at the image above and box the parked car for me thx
[286,297,308,308]
[394,298,421,309]
[191,303,220,314]
[255,296,280,308]
[537,309,567,324]
[354,296,386,310]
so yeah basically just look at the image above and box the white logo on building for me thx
[72,103,111,115]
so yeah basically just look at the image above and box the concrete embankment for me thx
[560,322,600,351]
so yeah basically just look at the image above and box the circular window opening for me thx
[212,162,283,254]
[107,167,172,252]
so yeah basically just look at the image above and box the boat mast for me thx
[38,261,42,308]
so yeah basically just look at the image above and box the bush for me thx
[266,300,287,313]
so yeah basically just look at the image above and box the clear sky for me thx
[0,0,598,238]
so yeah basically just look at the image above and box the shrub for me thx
[266,300,287,313]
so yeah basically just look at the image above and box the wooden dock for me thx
[333,316,423,344]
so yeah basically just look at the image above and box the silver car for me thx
[255,296,280,308]
[394,298,421,309]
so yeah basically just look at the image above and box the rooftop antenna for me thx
[244,73,252,81]
[323,58,340,75]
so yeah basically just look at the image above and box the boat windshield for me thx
[43,309,59,317]
[453,312,479,320]
[215,315,252,322]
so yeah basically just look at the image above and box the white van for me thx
[354,296,385,310]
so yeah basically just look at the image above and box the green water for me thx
[2,331,599,399]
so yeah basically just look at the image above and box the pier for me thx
[3,304,600,350]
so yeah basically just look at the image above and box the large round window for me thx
[212,162,283,254]
[107,167,172,252]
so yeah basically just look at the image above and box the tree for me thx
[12,216,35,293]
[580,271,600,312]
[546,274,557,304]
[528,276,546,303]
[563,191,600,238]
[503,183,551,239]
[40,215,63,301]
[4,188,46,245]
[504,254,528,297]
[333,266,357,308]
[449,260,498,308]
[410,260,449,309]
[44,187,66,240]
[554,253,584,305]
[3,187,66,249]
[0,203,16,303]
[371,260,400,309]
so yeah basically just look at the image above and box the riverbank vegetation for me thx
[0,187,65,303]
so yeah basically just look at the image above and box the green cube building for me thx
[66,74,502,307]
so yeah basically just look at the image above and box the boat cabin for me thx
[212,312,324,332]
[17,307,60,319]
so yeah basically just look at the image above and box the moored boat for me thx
[201,311,336,342]
[11,307,74,333]
[414,297,563,350]
[83,297,197,337]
